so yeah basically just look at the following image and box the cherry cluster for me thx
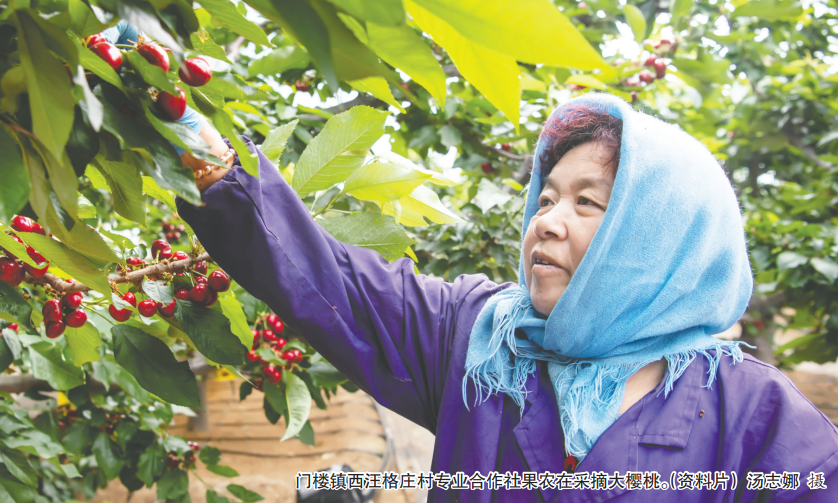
[161,215,186,243]
[42,284,87,338]
[294,81,309,92]
[109,238,229,322]
[168,441,200,470]
[245,313,304,386]
[1,216,51,286]
[83,32,213,121]
[613,38,678,102]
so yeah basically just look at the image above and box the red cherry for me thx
[252,329,260,340]
[2,235,25,259]
[46,321,66,339]
[30,223,46,236]
[481,162,493,174]
[195,276,207,284]
[282,349,295,361]
[176,225,185,232]
[150,240,172,260]
[62,292,83,310]
[85,34,107,48]
[272,320,284,334]
[206,289,218,307]
[137,43,170,73]
[108,304,131,322]
[157,300,176,318]
[262,330,277,342]
[194,261,207,275]
[246,350,258,362]
[755,319,765,330]
[501,143,511,151]
[159,86,187,120]
[175,288,189,301]
[653,59,666,79]
[122,292,137,308]
[187,284,211,305]
[293,349,303,363]
[266,314,279,325]
[638,70,654,84]
[0,258,25,287]
[7,324,18,332]
[166,233,174,240]
[138,299,158,317]
[24,246,49,277]
[207,270,230,292]
[42,299,62,322]
[90,43,123,71]
[178,58,212,87]
[644,56,658,67]
[64,310,87,328]
[294,81,309,92]
[172,251,189,261]
[274,337,287,350]
[11,216,34,233]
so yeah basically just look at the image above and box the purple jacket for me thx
[177,138,838,502]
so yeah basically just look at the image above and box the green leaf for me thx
[348,77,405,113]
[0,126,30,223]
[777,251,807,272]
[94,159,147,226]
[190,28,234,65]
[21,139,50,223]
[292,106,388,197]
[217,295,253,349]
[143,280,174,305]
[174,300,246,365]
[247,46,310,78]
[0,337,13,373]
[29,342,85,391]
[0,281,33,330]
[206,464,239,477]
[198,446,221,465]
[0,228,38,268]
[259,120,298,163]
[201,72,274,101]
[65,322,101,366]
[281,373,311,441]
[3,430,62,459]
[344,162,431,203]
[621,5,647,41]
[318,212,416,261]
[811,257,838,283]
[43,205,120,268]
[142,176,177,210]
[565,74,607,90]
[207,490,233,503]
[198,0,272,46]
[0,449,37,487]
[15,11,75,159]
[93,432,124,480]
[79,46,126,93]
[407,1,521,127]
[294,419,315,446]
[408,0,610,73]
[733,0,803,21]
[137,444,166,487]
[473,178,513,213]
[111,324,202,408]
[247,0,338,91]
[227,484,264,503]
[307,359,348,388]
[157,467,189,500]
[310,0,394,83]
[366,22,448,108]
[68,0,108,37]
[325,0,405,25]
[125,51,178,95]
[670,0,694,28]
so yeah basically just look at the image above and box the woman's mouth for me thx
[532,253,563,272]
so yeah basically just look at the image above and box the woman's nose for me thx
[533,202,569,240]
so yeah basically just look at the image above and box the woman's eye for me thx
[578,196,597,207]
[539,198,551,207]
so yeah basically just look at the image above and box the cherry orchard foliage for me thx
[0,0,614,499]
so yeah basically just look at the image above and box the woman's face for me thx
[523,141,616,316]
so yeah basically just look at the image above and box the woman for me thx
[176,93,838,502]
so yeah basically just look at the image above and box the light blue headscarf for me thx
[462,93,755,462]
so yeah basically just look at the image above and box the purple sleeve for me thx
[175,137,497,431]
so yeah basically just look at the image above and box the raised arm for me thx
[174,137,503,431]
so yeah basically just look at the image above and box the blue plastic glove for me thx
[101,20,205,156]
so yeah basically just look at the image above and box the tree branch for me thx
[23,253,212,294]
